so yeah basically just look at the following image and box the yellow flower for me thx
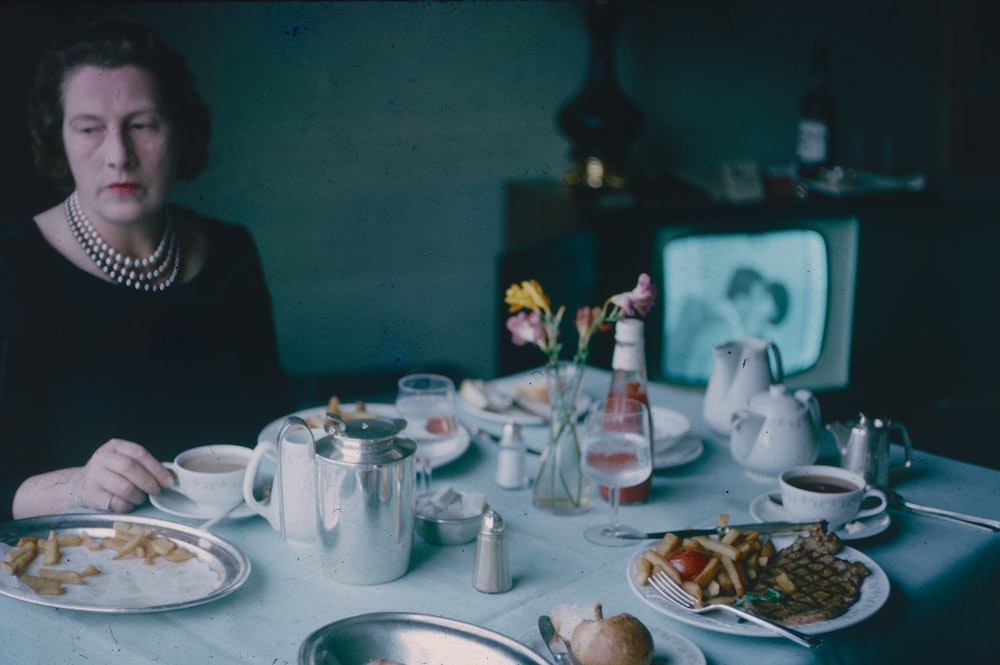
[504,279,551,315]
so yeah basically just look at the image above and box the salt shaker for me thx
[495,422,527,489]
[472,509,512,593]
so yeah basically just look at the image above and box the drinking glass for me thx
[580,397,653,546]
[395,374,458,464]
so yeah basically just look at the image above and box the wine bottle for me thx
[795,43,836,179]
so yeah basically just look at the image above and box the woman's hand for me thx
[12,439,174,519]
[74,439,174,513]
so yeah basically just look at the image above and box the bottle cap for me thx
[615,318,644,344]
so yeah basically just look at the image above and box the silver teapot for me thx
[244,413,416,585]
[826,413,912,488]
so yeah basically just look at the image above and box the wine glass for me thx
[580,397,653,546]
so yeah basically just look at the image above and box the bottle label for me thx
[611,346,645,372]
[796,119,829,165]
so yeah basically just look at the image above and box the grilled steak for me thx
[743,527,870,625]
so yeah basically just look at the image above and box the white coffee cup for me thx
[166,444,252,511]
[779,464,887,529]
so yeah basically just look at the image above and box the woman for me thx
[0,19,292,521]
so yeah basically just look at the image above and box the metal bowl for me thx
[415,495,488,546]
[299,612,549,665]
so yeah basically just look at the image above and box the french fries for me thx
[304,396,379,428]
[633,515,777,607]
[2,521,194,596]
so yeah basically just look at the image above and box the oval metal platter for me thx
[0,512,250,613]
[299,612,551,665]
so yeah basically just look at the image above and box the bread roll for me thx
[517,382,549,403]
[551,602,602,642]
[570,613,654,665]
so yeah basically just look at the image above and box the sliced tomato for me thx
[667,548,710,581]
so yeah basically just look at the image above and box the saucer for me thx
[749,492,891,541]
[150,487,256,522]
[653,436,704,470]
[259,404,471,468]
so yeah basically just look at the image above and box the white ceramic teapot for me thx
[730,384,820,480]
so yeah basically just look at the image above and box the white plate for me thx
[654,436,704,469]
[150,487,256,522]
[457,372,592,426]
[520,622,705,665]
[627,539,890,637]
[259,404,471,469]
[0,513,249,613]
[749,492,892,541]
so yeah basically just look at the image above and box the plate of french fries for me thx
[0,513,249,612]
[626,524,889,637]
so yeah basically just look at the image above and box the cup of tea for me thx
[166,444,252,511]
[779,464,887,528]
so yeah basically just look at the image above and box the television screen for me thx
[655,216,859,392]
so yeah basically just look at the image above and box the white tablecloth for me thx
[3,369,999,664]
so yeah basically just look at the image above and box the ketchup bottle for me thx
[600,318,653,504]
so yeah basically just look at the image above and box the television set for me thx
[649,215,860,393]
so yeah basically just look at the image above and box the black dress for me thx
[0,209,293,520]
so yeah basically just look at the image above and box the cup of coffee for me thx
[779,464,887,528]
[166,444,252,511]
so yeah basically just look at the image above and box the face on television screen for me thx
[660,228,829,384]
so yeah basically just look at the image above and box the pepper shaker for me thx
[495,422,527,489]
[472,509,512,593]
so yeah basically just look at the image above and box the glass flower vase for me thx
[532,362,591,515]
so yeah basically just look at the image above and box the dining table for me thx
[2,367,999,665]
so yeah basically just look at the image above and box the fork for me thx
[648,571,822,648]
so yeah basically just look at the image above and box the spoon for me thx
[460,421,498,443]
[198,500,246,531]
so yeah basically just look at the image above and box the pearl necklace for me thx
[64,191,182,291]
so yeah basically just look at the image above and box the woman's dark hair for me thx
[28,19,210,186]
[767,282,790,325]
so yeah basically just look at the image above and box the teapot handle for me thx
[766,340,784,384]
[243,416,316,538]
[888,422,914,480]
[243,438,280,531]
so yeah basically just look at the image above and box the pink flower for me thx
[611,273,657,317]
[574,306,601,340]
[506,310,546,349]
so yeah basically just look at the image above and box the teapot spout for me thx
[729,411,764,462]
[825,420,854,457]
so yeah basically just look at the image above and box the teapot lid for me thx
[747,384,805,416]
[326,415,407,442]
[317,415,416,464]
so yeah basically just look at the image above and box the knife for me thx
[887,491,1000,531]
[538,615,581,665]
[615,520,824,540]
